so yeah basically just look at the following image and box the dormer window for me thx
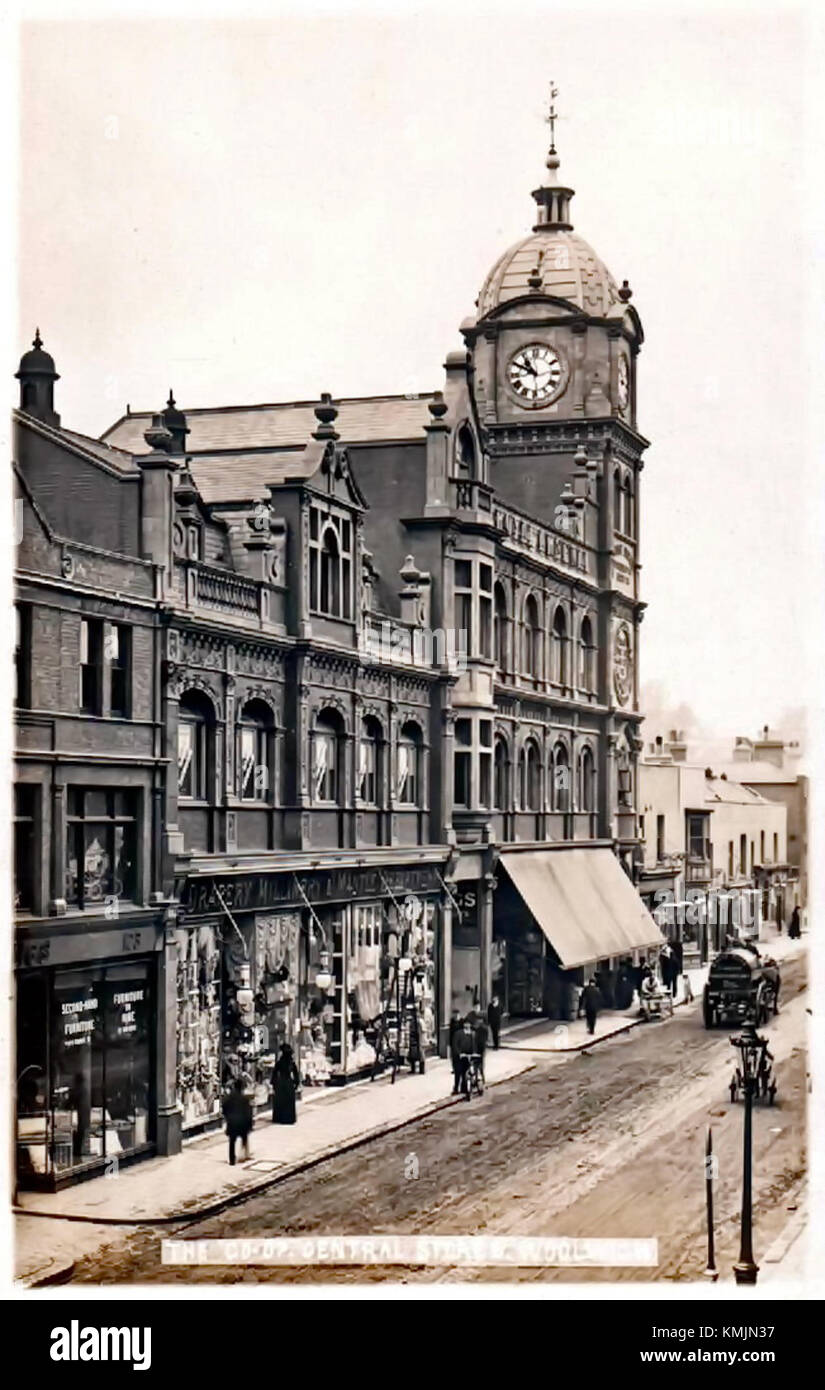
[309,505,352,620]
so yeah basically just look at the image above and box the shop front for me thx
[175,857,445,1123]
[15,917,163,1190]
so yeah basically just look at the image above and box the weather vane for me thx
[546,82,559,154]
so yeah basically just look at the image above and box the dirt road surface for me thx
[68,952,808,1285]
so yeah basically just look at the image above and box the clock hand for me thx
[519,358,537,376]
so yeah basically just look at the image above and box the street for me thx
[65,951,808,1285]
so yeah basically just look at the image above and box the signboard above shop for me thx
[180,864,445,919]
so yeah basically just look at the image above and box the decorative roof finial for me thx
[545,81,559,156]
[33,328,43,350]
[167,389,176,409]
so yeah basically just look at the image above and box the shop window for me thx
[312,709,344,803]
[309,507,352,620]
[494,583,508,672]
[178,691,214,801]
[15,603,32,708]
[494,737,509,811]
[552,742,570,813]
[108,624,132,718]
[79,617,104,715]
[578,746,595,813]
[176,924,222,1128]
[579,615,595,691]
[14,784,37,912]
[66,789,137,909]
[358,716,382,805]
[551,605,568,686]
[453,718,472,807]
[237,699,273,802]
[398,721,423,806]
[522,594,541,679]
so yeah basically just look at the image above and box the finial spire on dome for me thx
[33,328,43,350]
[532,81,575,232]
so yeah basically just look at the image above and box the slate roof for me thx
[101,394,435,454]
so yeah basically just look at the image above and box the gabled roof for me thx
[102,394,435,454]
[715,760,804,787]
[14,410,137,475]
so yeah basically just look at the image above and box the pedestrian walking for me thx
[455,1019,475,1099]
[579,978,601,1036]
[271,1043,300,1124]
[448,1010,463,1094]
[222,1078,253,1165]
[474,1010,489,1081]
[788,906,801,940]
[487,994,502,1049]
[659,942,676,996]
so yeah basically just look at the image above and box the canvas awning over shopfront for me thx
[499,847,665,970]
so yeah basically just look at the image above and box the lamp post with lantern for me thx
[730,1022,767,1285]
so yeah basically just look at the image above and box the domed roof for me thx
[477,229,620,321]
[16,329,58,378]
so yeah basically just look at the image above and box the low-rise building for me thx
[639,738,791,965]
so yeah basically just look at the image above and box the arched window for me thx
[397,721,423,807]
[523,594,541,679]
[551,741,570,813]
[237,698,273,802]
[312,708,344,803]
[613,468,623,533]
[623,477,634,538]
[519,740,541,811]
[456,424,477,478]
[578,746,595,813]
[358,715,383,805]
[494,583,508,673]
[319,527,340,617]
[494,736,509,812]
[551,605,568,686]
[579,615,595,692]
[178,690,215,801]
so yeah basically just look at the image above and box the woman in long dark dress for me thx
[271,1044,300,1124]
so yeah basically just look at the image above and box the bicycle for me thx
[461,1052,484,1101]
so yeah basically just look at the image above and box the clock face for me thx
[507,343,564,406]
[617,356,630,412]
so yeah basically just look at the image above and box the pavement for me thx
[14,927,806,1287]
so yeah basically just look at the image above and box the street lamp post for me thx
[731,1023,764,1285]
[704,1126,718,1281]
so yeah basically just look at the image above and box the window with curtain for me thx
[358,716,382,804]
[313,710,342,803]
[237,699,272,802]
[178,691,214,801]
[66,789,137,907]
[398,722,422,806]
[552,742,570,812]
[551,606,568,686]
[79,617,104,715]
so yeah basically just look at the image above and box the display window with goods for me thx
[175,924,222,1130]
[16,960,154,1186]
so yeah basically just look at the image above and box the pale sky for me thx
[13,1,823,738]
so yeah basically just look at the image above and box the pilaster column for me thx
[49,781,66,915]
[479,871,495,1011]
[438,895,452,1058]
[155,912,182,1156]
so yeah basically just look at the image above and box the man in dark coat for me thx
[487,995,502,1049]
[473,1010,489,1080]
[222,1078,253,1165]
[579,979,601,1036]
[448,1010,463,1094]
[788,906,801,939]
[455,1020,475,1098]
